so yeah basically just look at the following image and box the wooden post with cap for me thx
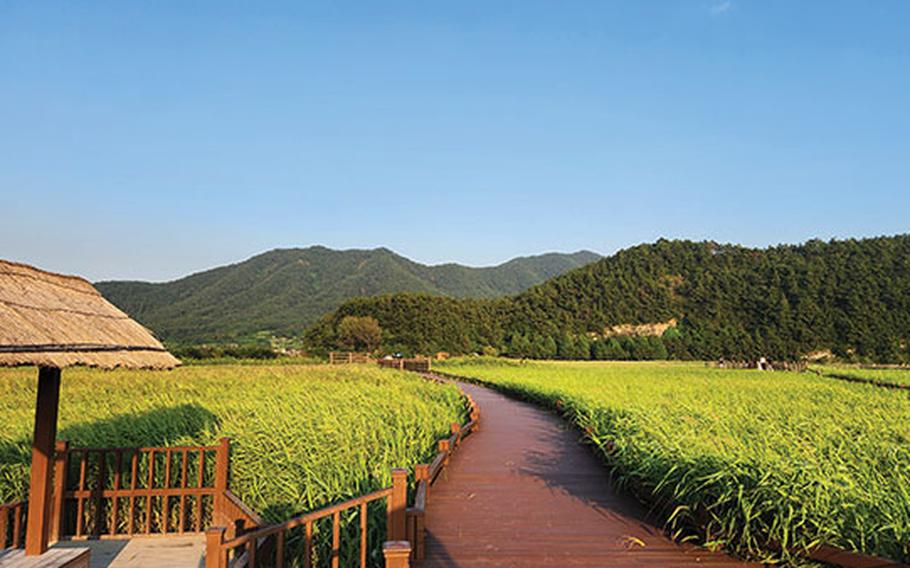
[205,526,227,568]
[213,438,230,526]
[383,541,411,568]
[387,468,408,541]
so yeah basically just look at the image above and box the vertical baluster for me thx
[146,450,155,534]
[246,538,257,568]
[12,504,23,548]
[304,520,313,568]
[196,449,205,532]
[128,450,138,535]
[163,449,171,534]
[360,502,368,568]
[111,450,121,536]
[75,450,87,537]
[275,529,285,568]
[179,450,188,532]
[93,450,106,537]
[332,510,340,568]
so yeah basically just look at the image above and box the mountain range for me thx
[96,246,600,343]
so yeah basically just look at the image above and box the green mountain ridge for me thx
[95,246,600,343]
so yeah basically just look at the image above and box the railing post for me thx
[387,468,407,541]
[213,438,230,525]
[49,440,68,543]
[450,423,461,446]
[438,440,451,467]
[0,506,8,549]
[383,541,411,568]
[205,526,227,568]
[415,464,430,502]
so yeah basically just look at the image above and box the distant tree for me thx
[556,332,574,360]
[508,333,532,358]
[530,334,558,359]
[647,336,668,360]
[337,316,382,352]
[591,339,610,360]
[575,334,592,360]
[619,336,638,360]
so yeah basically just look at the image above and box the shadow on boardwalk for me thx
[419,382,754,568]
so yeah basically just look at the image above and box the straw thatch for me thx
[0,259,179,369]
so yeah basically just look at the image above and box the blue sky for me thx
[2,1,908,282]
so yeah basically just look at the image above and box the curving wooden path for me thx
[419,381,753,567]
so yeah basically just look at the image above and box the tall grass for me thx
[814,364,910,387]
[439,358,910,563]
[0,363,464,525]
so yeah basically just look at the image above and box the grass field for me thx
[437,358,910,563]
[0,363,464,523]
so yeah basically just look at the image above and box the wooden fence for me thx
[205,391,480,568]
[0,438,259,552]
[377,358,432,373]
[710,359,808,372]
[328,352,373,365]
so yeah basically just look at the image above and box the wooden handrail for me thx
[59,444,221,454]
[219,487,394,550]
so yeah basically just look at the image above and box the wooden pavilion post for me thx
[25,366,61,556]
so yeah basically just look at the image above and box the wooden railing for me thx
[328,352,373,365]
[54,438,232,539]
[205,386,480,568]
[0,437,258,550]
[207,483,398,568]
[377,358,432,372]
[0,500,26,550]
[218,489,263,540]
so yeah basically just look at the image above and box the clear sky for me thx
[2,1,908,282]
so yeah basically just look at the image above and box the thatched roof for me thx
[0,259,180,369]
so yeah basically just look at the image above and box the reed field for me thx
[437,358,910,564]
[814,364,910,387]
[0,363,464,522]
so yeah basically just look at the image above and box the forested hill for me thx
[95,247,599,343]
[309,235,910,362]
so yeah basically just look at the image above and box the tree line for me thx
[306,235,910,363]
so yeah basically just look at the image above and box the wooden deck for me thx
[51,536,204,567]
[419,382,753,567]
[0,547,89,568]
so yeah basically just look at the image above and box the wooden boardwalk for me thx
[420,382,753,567]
